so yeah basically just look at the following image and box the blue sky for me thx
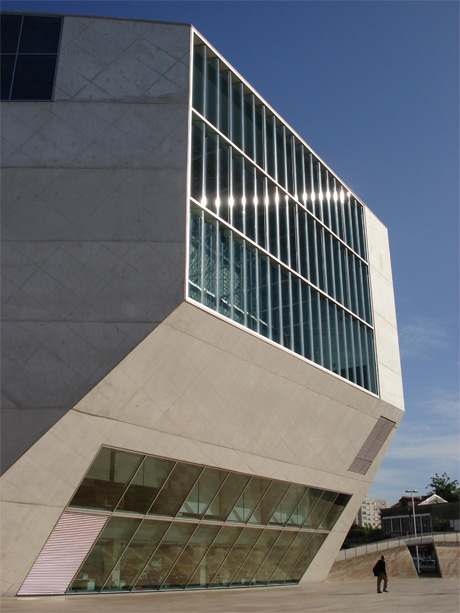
[3,0,459,506]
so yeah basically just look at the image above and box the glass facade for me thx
[188,41,377,393]
[66,447,350,592]
[0,13,62,101]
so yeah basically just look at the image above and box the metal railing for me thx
[336,532,459,561]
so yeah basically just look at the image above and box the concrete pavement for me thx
[1,578,459,613]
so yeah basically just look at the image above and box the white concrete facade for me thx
[1,13,404,598]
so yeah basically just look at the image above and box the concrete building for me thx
[0,12,404,598]
[356,495,387,529]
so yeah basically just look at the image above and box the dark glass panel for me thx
[19,16,62,53]
[270,262,281,344]
[276,125,286,189]
[330,179,339,236]
[360,322,370,391]
[316,224,325,291]
[204,472,250,522]
[320,493,350,531]
[136,522,196,590]
[267,182,279,258]
[301,283,313,361]
[348,251,358,315]
[278,195,289,265]
[256,172,266,248]
[362,264,372,323]
[218,142,230,222]
[353,318,363,387]
[188,208,202,301]
[286,135,294,195]
[148,462,203,518]
[188,526,242,588]
[305,153,314,214]
[203,217,217,309]
[269,484,306,527]
[204,130,218,213]
[292,278,303,356]
[298,208,309,279]
[333,239,343,304]
[248,479,290,526]
[243,93,255,159]
[231,152,244,232]
[265,115,276,178]
[340,244,350,310]
[102,520,170,591]
[329,302,340,375]
[337,308,348,380]
[69,517,141,593]
[231,529,279,587]
[311,291,322,366]
[320,296,331,370]
[311,490,337,529]
[313,161,322,220]
[177,466,227,520]
[1,13,22,53]
[325,233,335,299]
[300,488,323,529]
[351,199,361,256]
[355,259,365,320]
[219,70,230,137]
[258,255,270,339]
[218,226,232,317]
[357,202,366,258]
[191,121,204,202]
[0,54,15,100]
[307,217,317,286]
[162,524,221,589]
[11,54,57,100]
[286,532,327,583]
[288,199,297,271]
[268,531,312,584]
[192,44,205,114]
[281,268,292,350]
[69,447,143,512]
[116,456,174,515]
[367,327,377,394]
[345,313,356,383]
[205,56,218,127]
[254,104,264,167]
[344,195,354,251]
[246,246,258,331]
[232,238,245,324]
[210,527,260,587]
[244,162,256,241]
[321,168,331,228]
[227,476,271,524]
[253,530,296,584]
[295,145,305,204]
[231,81,243,149]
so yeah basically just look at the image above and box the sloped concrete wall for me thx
[435,543,460,578]
[327,546,417,582]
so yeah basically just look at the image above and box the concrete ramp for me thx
[327,545,418,582]
[435,542,460,578]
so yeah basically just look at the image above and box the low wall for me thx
[435,543,460,578]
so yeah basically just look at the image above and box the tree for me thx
[427,473,460,502]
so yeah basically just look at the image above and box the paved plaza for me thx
[1,578,458,613]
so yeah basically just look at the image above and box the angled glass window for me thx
[1,14,62,101]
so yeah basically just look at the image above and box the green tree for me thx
[427,473,460,502]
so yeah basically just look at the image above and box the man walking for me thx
[373,555,388,593]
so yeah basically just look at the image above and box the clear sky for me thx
[3,0,459,506]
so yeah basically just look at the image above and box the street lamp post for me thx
[406,489,420,573]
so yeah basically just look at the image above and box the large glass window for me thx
[43,447,352,594]
[188,42,378,394]
[1,14,62,101]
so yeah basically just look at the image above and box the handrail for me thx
[336,532,459,561]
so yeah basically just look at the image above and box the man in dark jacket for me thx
[373,555,388,593]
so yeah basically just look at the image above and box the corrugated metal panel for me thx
[348,417,395,475]
[17,512,108,596]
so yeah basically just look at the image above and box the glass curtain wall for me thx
[188,41,377,394]
[65,447,350,593]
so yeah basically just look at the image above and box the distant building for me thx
[356,495,387,528]
[381,495,459,537]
